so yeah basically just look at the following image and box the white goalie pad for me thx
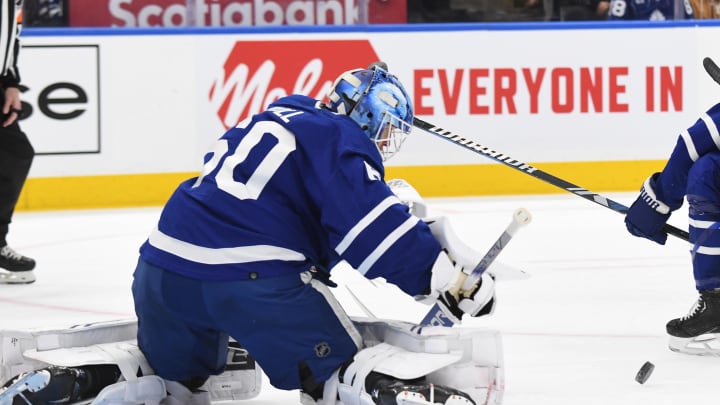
[1,319,138,384]
[327,317,503,405]
[387,178,428,218]
[0,319,262,404]
[669,334,720,356]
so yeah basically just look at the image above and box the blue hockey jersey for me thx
[653,102,720,212]
[140,95,441,296]
[608,0,693,19]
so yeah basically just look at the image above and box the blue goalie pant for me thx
[131,258,362,390]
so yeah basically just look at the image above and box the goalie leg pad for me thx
[1,319,138,385]
[1,320,262,405]
[327,318,504,405]
[358,318,504,405]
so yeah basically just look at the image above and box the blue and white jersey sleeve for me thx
[139,95,440,296]
[655,102,720,211]
[316,150,441,296]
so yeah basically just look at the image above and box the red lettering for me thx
[414,69,434,116]
[411,65,645,116]
[580,67,602,113]
[608,66,629,113]
[646,66,654,112]
[469,68,489,115]
[551,68,574,114]
[438,69,464,115]
[660,66,682,112]
[523,68,545,114]
[494,68,517,114]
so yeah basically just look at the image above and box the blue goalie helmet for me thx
[326,63,413,161]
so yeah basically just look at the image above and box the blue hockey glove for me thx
[625,173,671,245]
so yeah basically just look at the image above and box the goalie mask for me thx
[326,63,413,161]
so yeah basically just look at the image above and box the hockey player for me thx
[625,102,720,355]
[129,63,498,405]
[0,0,37,283]
[607,0,693,19]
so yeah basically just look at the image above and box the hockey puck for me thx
[635,361,655,384]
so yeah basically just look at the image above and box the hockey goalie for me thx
[0,178,510,405]
[1,62,518,405]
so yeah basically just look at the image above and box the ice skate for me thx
[666,289,720,356]
[1,365,122,405]
[367,372,475,405]
[0,246,36,284]
[0,370,51,405]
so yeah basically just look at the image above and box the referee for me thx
[0,0,36,284]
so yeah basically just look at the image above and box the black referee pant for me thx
[0,121,34,247]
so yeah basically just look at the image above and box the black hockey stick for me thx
[703,57,720,86]
[412,117,690,242]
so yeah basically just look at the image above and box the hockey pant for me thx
[687,153,720,290]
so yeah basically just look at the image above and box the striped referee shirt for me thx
[0,0,21,88]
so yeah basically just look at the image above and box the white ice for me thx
[2,193,719,404]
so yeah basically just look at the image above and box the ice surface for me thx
[2,193,717,404]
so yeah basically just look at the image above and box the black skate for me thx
[666,290,720,356]
[367,372,475,405]
[0,370,51,405]
[1,365,121,405]
[0,246,36,284]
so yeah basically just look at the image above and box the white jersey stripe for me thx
[680,129,699,161]
[701,113,720,150]
[335,195,401,255]
[694,245,720,256]
[689,218,716,229]
[148,227,306,265]
[357,215,420,275]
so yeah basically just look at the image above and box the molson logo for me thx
[209,40,379,129]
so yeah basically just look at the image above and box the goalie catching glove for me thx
[417,216,497,323]
[625,173,672,245]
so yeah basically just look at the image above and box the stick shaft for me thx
[418,209,530,327]
[412,117,689,242]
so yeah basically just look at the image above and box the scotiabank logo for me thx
[209,40,378,129]
[68,0,405,27]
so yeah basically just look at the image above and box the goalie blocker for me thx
[1,318,504,405]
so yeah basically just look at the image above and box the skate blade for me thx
[0,370,51,404]
[668,334,720,357]
[0,270,36,284]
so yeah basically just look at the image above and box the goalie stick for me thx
[412,117,690,242]
[417,208,532,329]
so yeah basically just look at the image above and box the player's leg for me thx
[132,257,228,388]
[0,125,35,283]
[202,268,363,400]
[209,268,485,405]
[667,152,720,354]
